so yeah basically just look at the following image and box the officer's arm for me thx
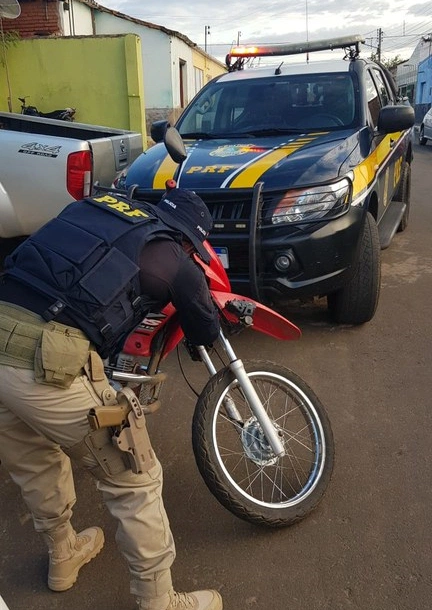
[171,259,220,346]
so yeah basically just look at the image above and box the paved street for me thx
[1,143,431,610]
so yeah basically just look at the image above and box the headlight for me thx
[271,178,351,224]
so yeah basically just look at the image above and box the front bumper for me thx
[207,183,365,303]
[118,182,366,305]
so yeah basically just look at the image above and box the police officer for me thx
[0,188,223,610]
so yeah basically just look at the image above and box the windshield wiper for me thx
[239,127,306,135]
[180,131,255,139]
[180,132,213,139]
[180,131,213,140]
[180,128,307,139]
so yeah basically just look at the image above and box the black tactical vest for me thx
[4,194,177,357]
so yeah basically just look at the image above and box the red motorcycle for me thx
[101,127,334,528]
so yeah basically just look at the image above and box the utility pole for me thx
[237,31,241,45]
[377,28,382,63]
[204,25,210,52]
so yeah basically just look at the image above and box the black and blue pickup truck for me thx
[117,34,415,325]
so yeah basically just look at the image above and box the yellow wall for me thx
[0,34,146,142]
[192,49,227,86]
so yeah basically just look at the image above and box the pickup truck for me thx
[0,112,143,262]
[117,34,415,325]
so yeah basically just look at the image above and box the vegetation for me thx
[0,30,20,66]
[369,53,407,70]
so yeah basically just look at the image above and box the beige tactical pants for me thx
[0,364,175,600]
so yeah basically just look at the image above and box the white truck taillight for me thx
[67,150,93,200]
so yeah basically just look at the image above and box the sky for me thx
[98,0,432,65]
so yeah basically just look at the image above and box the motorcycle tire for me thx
[192,360,334,527]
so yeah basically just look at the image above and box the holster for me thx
[84,351,157,475]
[88,387,156,475]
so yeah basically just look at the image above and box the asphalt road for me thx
[1,143,432,610]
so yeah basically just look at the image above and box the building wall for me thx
[192,48,226,86]
[416,56,432,104]
[1,0,61,37]
[170,36,194,111]
[60,0,95,36]
[395,36,432,118]
[415,56,432,122]
[0,34,146,141]
[0,0,226,147]
[94,12,172,109]
[93,10,225,141]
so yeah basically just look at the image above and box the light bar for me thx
[229,34,365,59]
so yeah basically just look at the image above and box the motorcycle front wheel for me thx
[192,360,334,527]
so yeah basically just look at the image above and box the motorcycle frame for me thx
[100,125,304,461]
[110,296,288,457]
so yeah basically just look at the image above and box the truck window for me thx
[365,71,382,127]
[370,68,391,106]
[180,87,223,133]
[178,74,358,136]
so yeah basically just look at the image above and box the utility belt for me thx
[0,301,156,477]
[0,301,90,388]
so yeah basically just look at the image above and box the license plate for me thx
[213,246,229,269]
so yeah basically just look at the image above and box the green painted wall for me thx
[0,34,146,142]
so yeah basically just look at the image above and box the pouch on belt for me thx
[0,304,90,388]
[0,311,44,368]
[34,323,90,389]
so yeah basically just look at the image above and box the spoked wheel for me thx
[192,361,334,527]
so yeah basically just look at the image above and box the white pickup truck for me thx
[0,111,143,262]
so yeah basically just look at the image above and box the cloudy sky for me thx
[98,0,432,63]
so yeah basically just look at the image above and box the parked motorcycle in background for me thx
[96,126,335,528]
[19,97,76,121]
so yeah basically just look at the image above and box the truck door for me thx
[365,68,403,223]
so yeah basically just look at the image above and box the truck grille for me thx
[129,187,277,278]
[198,190,254,233]
[194,189,269,278]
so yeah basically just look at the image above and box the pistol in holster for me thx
[87,386,156,475]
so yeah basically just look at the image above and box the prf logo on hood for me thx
[209,144,264,157]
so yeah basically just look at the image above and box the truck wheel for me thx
[327,212,381,325]
[393,161,411,232]
[419,125,427,145]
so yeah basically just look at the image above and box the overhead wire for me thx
[102,1,432,58]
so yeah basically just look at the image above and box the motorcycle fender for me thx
[211,291,301,341]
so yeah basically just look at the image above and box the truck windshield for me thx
[177,73,359,136]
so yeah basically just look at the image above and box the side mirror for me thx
[377,105,415,134]
[150,121,187,164]
[150,120,170,143]
[164,126,187,164]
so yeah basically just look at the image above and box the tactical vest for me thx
[4,194,178,358]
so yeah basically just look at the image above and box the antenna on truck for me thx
[0,0,21,112]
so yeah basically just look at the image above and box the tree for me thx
[369,53,408,78]
[369,52,407,70]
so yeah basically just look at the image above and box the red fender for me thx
[211,291,301,341]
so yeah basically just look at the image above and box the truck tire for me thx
[327,212,381,325]
[418,125,427,146]
[393,161,411,232]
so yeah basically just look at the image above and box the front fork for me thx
[197,329,286,458]
[109,330,285,458]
